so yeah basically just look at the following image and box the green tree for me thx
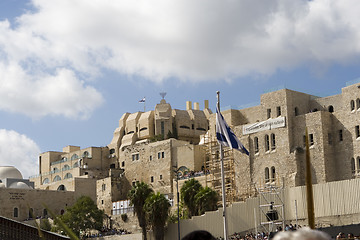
[180,178,202,217]
[195,187,218,215]
[55,196,104,238]
[144,192,171,240]
[128,182,154,240]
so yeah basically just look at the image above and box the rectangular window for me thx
[162,151,165,158]
[303,135,306,147]
[151,176,154,183]
[254,137,259,153]
[160,175,162,180]
[132,153,139,161]
[158,152,161,159]
[356,125,360,138]
[267,109,271,119]
[161,121,165,136]
[102,184,106,191]
[339,130,343,141]
[149,155,152,161]
[276,106,281,117]
[328,133,332,145]
[121,161,125,167]
[265,135,270,151]
[271,134,276,150]
[309,134,314,146]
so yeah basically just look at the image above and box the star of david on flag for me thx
[216,105,249,155]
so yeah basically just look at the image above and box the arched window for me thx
[53,167,59,173]
[62,165,70,171]
[73,161,79,168]
[60,209,65,215]
[82,151,90,158]
[328,105,334,113]
[14,207,19,218]
[29,208,34,219]
[57,185,66,191]
[71,154,79,160]
[265,135,270,151]
[294,107,299,116]
[254,137,259,153]
[109,148,115,154]
[53,175,61,182]
[351,100,355,111]
[271,134,276,150]
[42,178,49,184]
[351,158,356,177]
[271,166,276,182]
[61,157,68,162]
[265,168,270,183]
[357,98,360,110]
[64,173,73,179]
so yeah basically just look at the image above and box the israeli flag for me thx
[139,97,146,103]
[216,105,249,155]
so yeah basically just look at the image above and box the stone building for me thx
[205,82,360,200]
[0,166,79,221]
[23,81,360,227]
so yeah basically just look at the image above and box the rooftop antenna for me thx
[160,92,167,99]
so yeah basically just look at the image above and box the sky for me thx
[1,0,360,178]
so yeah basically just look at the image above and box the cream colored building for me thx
[0,166,79,221]
[22,81,360,231]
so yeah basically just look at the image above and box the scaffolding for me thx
[256,179,285,234]
[204,134,237,205]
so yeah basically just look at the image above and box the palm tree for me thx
[144,192,171,240]
[195,186,218,215]
[128,182,153,240]
[180,178,202,217]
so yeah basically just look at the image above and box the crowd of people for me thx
[336,232,360,240]
[227,224,303,240]
[84,228,131,239]
[179,169,210,180]
[182,227,331,240]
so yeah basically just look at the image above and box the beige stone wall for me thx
[0,188,77,221]
[206,83,360,199]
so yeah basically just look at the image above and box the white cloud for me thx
[0,129,40,178]
[1,0,360,117]
[0,62,104,119]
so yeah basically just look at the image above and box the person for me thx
[272,227,330,240]
[181,230,217,240]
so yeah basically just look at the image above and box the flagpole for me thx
[305,127,315,229]
[217,91,229,240]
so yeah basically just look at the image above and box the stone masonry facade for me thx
[26,81,360,221]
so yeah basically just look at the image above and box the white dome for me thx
[9,181,30,189]
[0,166,23,181]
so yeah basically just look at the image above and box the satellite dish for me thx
[160,92,167,99]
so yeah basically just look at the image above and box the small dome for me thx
[0,166,23,181]
[9,182,30,189]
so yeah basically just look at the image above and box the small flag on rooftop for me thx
[216,105,249,155]
[139,97,146,103]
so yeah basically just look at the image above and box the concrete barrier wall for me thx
[165,178,360,239]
